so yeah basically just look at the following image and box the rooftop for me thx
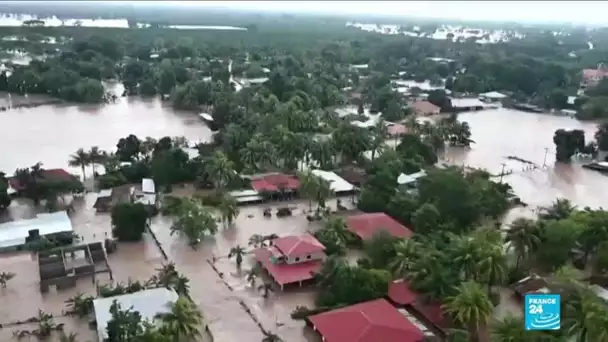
[308,298,424,342]
[386,123,408,136]
[250,173,300,192]
[409,100,440,114]
[397,170,427,185]
[93,288,179,341]
[272,233,325,258]
[253,247,322,285]
[0,211,73,249]
[8,168,76,191]
[346,213,413,241]
[311,170,356,193]
[450,97,486,108]
[480,91,507,99]
[388,279,448,330]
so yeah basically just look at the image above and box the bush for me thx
[111,203,148,241]
[290,305,342,320]
[161,195,184,215]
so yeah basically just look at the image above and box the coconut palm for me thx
[68,148,89,180]
[218,195,239,227]
[539,198,576,221]
[314,177,333,213]
[477,247,507,296]
[322,216,352,247]
[102,152,120,173]
[156,297,203,340]
[443,281,493,342]
[389,239,421,277]
[262,331,283,342]
[65,293,95,317]
[492,315,530,342]
[248,234,265,248]
[505,218,542,269]
[206,151,235,191]
[246,267,258,287]
[450,235,484,281]
[309,138,334,169]
[298,170,317,211]
[88,146,103,177]
[229,245,247,269]
[0,271,15,287]
[369,119,388,160]
[561,287,608,342]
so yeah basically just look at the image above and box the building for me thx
[308,298,426,342]
[479,91,507,102]
[346,212,413,241]
[311,169,356,195]
[227,189,263,205]
[397,170,427,187]
[409,100,441,116]
[253,233,326,290]
[388,279,448,337]
[582,65,608,88]
[135,178,156,207]
[512,274,551,300]
[450,98,487,112]
[8,168,77,194]
[93,185,134,213]
[0,211,73,250]
[386,123,408,137]
[93,288,178,342]
[250,173,300,193]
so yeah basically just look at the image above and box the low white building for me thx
[311,170,356,194]
[136,178,156,206]
[93,288,179,342]
[479,91,507,101]
[0,211,73,249]
[397,170,427,186]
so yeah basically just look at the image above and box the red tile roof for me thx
[309,298,425,342]
[250,173,300,192]
[253,247,322,285]
[387,123,408,136]
[388,280,448,330]
[346,213,413,241]
[272,233,325,258]
[409,100,440,115]
[9,168,76,190]
[583,68,608,80]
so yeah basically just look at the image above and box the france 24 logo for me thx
[525,293,561,331]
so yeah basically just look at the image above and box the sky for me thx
[154,1,607,25]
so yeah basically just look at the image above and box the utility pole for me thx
[542,148,549,168]
[499,162,507,183]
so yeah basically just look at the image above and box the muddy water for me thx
[0,93,212,176]
[446,109,606,218]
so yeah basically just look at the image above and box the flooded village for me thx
[2,3,608,342]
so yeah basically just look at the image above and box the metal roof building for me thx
[0,211,73,249]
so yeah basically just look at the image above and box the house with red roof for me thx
[9,168,78,194]
[582,65,608,88]
[253,233,326,290]
[250,173,300,196]
[387,279,449,337]
[307,298,428,342]
[346,212,413,241]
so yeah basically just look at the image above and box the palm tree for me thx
[68,148,89,181]
[206,151,235,191]
[309,138,334,169]
[65,293,94,317]
[314,177,333,213]
[539,198,576,220]
[477,247,507,296]
[0,271,15,287]
[156,297,203,340]
[88,146,103,177]
[258,282,274,298]
[229,245,247,269]
[370,119,388,160]
[450,235,483,281]
[218,194,239,227]
[320,216,352,248]
[443,281,493,342]
[102,151,120,173]
[492,315,530,342]
[505,218,542,269]
[58,332,78,342]
[249,234,265,248]
[389,239,421,277]
[246,267,258,287]
[298,170,317,212]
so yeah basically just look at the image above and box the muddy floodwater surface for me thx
[1,101,608,341]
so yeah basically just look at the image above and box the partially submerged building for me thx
[0,211,74,251]
[346,212,413,241]
[93,288,178,342]
[253,233,326,290]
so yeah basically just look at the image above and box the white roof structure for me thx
[311,170,355,193]
[450,98,486,108]
[228,189,263,204]
[142,178,155,194]
[0,211,73,249]
[93,288,178,342]
[590,285,608,302]
[98,189,112,198]
[349,64,369,69]
[480,91,507,99]
[397,170,427,185]
[199,113,213,121]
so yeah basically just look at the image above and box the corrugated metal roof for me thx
[93,288,178,341]
[0,211,73,248]
[141,178,155,194]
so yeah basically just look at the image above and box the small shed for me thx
[93,189,113,212]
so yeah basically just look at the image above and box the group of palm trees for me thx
[68,146,108,181]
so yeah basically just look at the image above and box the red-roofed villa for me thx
[346,212,413,241]
[253,233,326,290]
[388,279,449,337]
[9,168,78,194]
[250,173,300,196]
[307,298,426,342]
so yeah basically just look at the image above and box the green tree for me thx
[228,245,247,269]
[505,218,542,269]
[443,281,493,342]
[218,194,239,227]
[156,297,203,340]
[111,203,148,241]
[68,148,90,181]
[170,198,218,247]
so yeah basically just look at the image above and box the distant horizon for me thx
[0,1,605,27]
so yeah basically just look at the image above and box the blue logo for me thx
[525,294,561,330]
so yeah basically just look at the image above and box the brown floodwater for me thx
[1,102,607,341]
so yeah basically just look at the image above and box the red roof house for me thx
[346,213,413,241]
[409,100,440,116]
[582,67,608,87]
[387,123,408,137]
[308,298,425,342]
[388,279,449,332]
[9,168,77,191]
[253,233,326,289]
[250,173,300,192]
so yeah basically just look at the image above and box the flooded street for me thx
[0,94,212,174]
[446,109,607,212]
